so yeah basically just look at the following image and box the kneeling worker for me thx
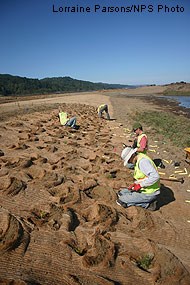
[131,122,148,153]
[126,122,148,169]
[117,147,160,210]
[97,104,111,120]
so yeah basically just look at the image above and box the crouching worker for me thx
[58,107,78,129]
[117,147,160,211]
[97,104,111,120]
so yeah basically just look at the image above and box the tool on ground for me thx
[160,177,184,184]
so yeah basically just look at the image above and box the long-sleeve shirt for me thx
[136,158,160,188]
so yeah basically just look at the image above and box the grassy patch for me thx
[136,253,154,271]
[133,111,190,147]
[163,90,190,96]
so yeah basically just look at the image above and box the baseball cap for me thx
[132,122,142,131]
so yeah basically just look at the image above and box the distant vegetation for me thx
[134,111,190,147]
[0,74,129,96]
[163,90,190,96]
[163,81,190,96]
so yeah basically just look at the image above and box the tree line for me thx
[0,74,128,96]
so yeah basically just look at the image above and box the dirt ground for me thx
[0,87,190,285]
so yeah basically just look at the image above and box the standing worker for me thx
[97,104,111,120]
[117,147,160,210]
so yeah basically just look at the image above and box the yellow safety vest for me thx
[97,104,106,113]
[137,133,148,154]
[134,153,160,194]
[59,112,68,125]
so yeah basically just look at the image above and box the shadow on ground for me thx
[157,184,175,209]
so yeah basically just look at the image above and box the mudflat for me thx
[0,87,190,285]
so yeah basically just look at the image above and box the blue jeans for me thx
[118,188,160,209]
[66,117,77,128]
[125,163,134,169]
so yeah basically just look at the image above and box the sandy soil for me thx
[0,87,190,285]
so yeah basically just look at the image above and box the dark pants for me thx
[98,104,110,120]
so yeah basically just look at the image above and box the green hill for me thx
[0,74,130,96]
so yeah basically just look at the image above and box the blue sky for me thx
[0,0,190,85]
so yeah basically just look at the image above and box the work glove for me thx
[128,183,141,192]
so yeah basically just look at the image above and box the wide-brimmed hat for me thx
[132,122,142,131]
[121,147,137,166]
